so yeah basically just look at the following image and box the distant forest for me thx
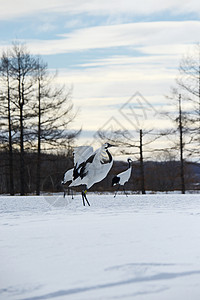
[0,150,199,195]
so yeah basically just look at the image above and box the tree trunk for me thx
[7,88,14,195]
[20,103,25,195]
[199,64,200,144]
[139,129,146,194]
[179,94,185,194]
[36,79,41,195]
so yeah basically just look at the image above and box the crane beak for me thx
[107,143,115,148]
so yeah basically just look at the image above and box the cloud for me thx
[57,59,175,111]
[77,53,182,68]
[53,48,180,133]
[37,23,57,33]
[18,21,200,55]
[1,0,200,20]
[64,19,86,29]
[1,1,197,148]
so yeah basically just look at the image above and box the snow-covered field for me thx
[1,194,200,300]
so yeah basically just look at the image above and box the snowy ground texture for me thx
[1,194,200,300]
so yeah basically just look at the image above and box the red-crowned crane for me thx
[69,143,114,206]
[112,158,132,197]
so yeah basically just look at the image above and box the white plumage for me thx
[69,143,114,205]
[61,146,94,199]
[112,158,132,197]
[62,146,94,185]
[116,167,132,185]
[73,146,94,167]
[61,168,73,185]
[61,168,74,198]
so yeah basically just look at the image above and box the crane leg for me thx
[82,189,90,206]
[114,185,120,198]
[63,187,74,200]
[84,190,90,206]
[81,190,86,206]
[63,186,66,198]
[123,187,128,197]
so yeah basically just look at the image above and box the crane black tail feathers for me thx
[112,176,120,186]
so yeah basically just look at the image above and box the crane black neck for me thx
[106,149,112,163]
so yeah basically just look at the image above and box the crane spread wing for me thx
[72,146,94,181]
[73,146,94,167]
[62,168,73,184]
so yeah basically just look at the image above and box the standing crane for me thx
[112,158,132,197]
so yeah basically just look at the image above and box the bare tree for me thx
[176,44,200,158]
[0,43,80,195]
[163,45,200,191]
[162,93,188,193]
[8,43,38,195]
[0,51,15,194]
[178,94,185,194]
[33,58,80,195]
[139,129,145,194]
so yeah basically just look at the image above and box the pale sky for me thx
[1,0,200,150]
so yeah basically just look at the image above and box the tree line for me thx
[0,43,79,195]
[0,150,199,194]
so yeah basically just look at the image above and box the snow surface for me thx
[1,194,200,300]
